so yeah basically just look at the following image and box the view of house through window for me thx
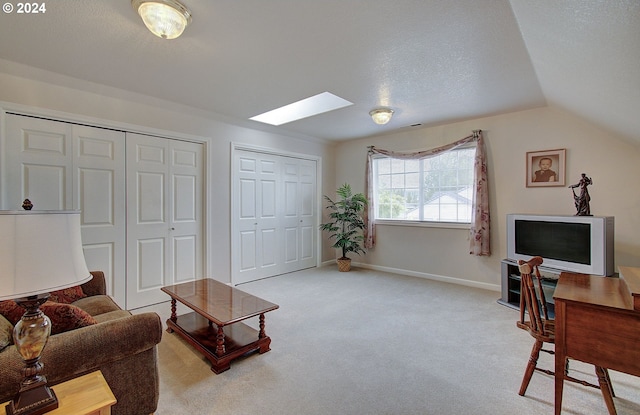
[373,147,476,222]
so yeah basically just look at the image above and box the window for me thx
[373,147,475,223]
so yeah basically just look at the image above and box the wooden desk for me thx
[1,371,116,415]
[553,268,640,415]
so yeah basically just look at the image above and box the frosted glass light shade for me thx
[0,211,92,301]
[369,108,394,125]
[132,0,192,40]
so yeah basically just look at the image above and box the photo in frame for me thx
[526,149,566,187]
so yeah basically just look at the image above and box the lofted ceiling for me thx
[0,1,637,142]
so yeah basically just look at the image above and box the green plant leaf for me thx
[319,183,368,259]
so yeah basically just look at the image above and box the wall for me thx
[0,64,337,284]
[2,61,637,291]
[334,106,640,290]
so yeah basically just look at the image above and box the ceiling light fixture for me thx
[132,0,192,40]
[369,108,394,125]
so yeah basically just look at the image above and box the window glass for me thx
[373,147,475,223]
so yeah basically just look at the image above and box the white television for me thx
[506,214,614,276]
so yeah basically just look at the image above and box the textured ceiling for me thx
[0,1,637,142]
[510,0,640,144]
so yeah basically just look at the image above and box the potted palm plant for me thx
[319,183,368,271]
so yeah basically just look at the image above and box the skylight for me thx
[250,92,353,126]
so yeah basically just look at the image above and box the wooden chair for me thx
[516,256,617,414]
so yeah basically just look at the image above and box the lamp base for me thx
[7,295,58,415]
[5,380,58,415]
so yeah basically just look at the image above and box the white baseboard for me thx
[320,260,500,292]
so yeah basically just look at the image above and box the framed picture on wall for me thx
[526,148,566,187]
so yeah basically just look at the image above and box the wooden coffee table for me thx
[161,278,279,373]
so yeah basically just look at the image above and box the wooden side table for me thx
[2,371,116,415]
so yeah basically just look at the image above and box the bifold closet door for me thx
[232,149,317,285]
[4,114,127,306]
[126,133,203,309]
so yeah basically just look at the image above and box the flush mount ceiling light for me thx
[369,108,394,125]
[132,0,192,39]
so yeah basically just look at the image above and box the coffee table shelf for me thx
[166,312,270,373]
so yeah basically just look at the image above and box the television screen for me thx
[515,220,591,265]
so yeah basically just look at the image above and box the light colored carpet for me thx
[135,266,640,415]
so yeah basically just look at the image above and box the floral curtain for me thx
[364,130,490,256]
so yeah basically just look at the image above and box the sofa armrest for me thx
[44,312,162,377]
[81,271,107,297]
[0,312,162,401]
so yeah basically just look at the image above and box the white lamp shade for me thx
[0,211,91,301]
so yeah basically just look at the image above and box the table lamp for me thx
[0,210,92,415]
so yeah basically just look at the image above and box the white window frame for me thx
[371,145,476,229]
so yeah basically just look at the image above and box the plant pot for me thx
[337,257,351,272]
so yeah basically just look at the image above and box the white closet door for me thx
[4,115,127,306]
[74,125,126,306]
[169,139,204,286]
[290,158,317,271]
[235,152,279,283]
[126,133,203,309]
[281,157,317,273]
[232,149,317,285]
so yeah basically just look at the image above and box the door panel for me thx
[284,227,298,262]
[282,161,300,267]
[24,165,67,209]
[127,134,170,308]
[74,125,126,306]
[173,175,196,220]
[79,169,112,224]
[298,160,316,265]
[82,243,116,288]
[139,238,165,288]
[261,228,277,267]
[240,178,256,218]
[174,236,196,283]
[169,139,203,287]
[127,133,203,309]
[261,180,276,217]
[235,152,280,282]
[240,231,256,271]
[301,226,314,260]
[138,172,165,222]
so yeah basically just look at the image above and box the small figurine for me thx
[22,199,33,210]
[569,173,592,216]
